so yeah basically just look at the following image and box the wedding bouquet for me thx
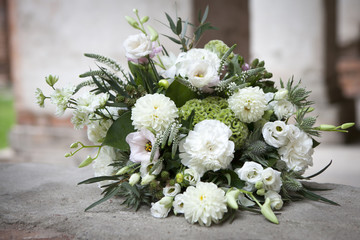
[35,7,354,226]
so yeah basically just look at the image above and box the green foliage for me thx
[0,89,15,149]
[295,108,320,137]
[102,111,134,151]
[284,77,313,108]
[165,78,198,107]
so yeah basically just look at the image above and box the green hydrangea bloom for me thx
[204,40,234,60]
[179,97,248,149]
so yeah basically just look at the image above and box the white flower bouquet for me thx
[36,7,354,226]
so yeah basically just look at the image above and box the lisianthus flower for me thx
[50,85,75,116]
[269,99,296,120]
[174,48,221,92]
[261,168,282,193]
[228,86,267,123]
[265,190,283,210]
[179,119,234,177]
[278,125,313,173]
[235,161,264,184]
[126,129,160,164]
[173,194,185,214]
[163,183,181,197]
[140,158,163,177]
[150,196,173,218]
[187,60,219,93]
[184,168,201,186]
[182,182,228,227]
[131,93,178,132]
[262,120,290,148]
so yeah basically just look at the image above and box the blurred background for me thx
[0,0,359,186]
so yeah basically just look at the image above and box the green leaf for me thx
[165,13,176,33]
[102,111,134,151]
[201,5,209,24]
[78,176,121,185]
[176,18,182,35]
[303,160,332,180]
[181,110,195,130]
[165,79,197,107]
[298,189,339,206]
[162,34,181,44]
[85,186,122,211]
[219,170,245,189]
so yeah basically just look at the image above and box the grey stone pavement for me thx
[0,144,360,239]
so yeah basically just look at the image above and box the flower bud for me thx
[125,16,139,28]
[133,8,138,14]
[159,196,174,208]
[116,166,130,175]
[70,142,79,149]
[64,153,71,158]
[261,198,279,224]
[256,188,265,196]
[129,173,140,186]
[160,171,170,180]
[255,181,264,190]
[45,75,59,87]
[341,122,355,130]
[318,124,336,131]
[158,79,170,89]
[78,155,94,168]
[141,173,156,185]
[169,179,176,186]
[140,16,149,23]
[175,173,184,183]
[150,180,158,189]
[147,25,158,41]
[226,189,241,209]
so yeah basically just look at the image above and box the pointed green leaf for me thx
[85,186,122,211]
[102,111,134,151]
[165,79,197,107]
[201,5,209,24]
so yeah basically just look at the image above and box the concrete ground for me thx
[0,144,360,239]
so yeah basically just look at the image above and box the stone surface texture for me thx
[1,162,360,240]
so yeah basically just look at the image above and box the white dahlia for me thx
[182,182,228,226]
[131,93,178,132]
[179,119,234,176]
[228,86,267,123]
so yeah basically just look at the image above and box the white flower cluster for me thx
[262,121,314,173]
[266,89,296,120]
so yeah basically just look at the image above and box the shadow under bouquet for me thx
[36,7,354,226]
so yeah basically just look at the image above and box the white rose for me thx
[262,121,289,148]
[279,125,314,173]
[272,99,296,120]
[235,162,263,184]
[184,168,201,186]
[261,168,282,193]
[265,190,283,210]
[123,33,153,60]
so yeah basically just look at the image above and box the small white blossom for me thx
[163,183,181,197]
[50,85,75,116]
[262,121,290,148]
[265,190,283,210]
[173,194,185,214]
[184,168,201,186]
[182,182,228,226]
[228,86,267,123]
[150,198,172,218]
[131,93,178,132]
[261,168,282,193]
[270,99,296,120]
[76,92,109,114]
[235,162,263,184]
[179,120,234,177]
[274,89,288,100]
[278,125,313,173]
